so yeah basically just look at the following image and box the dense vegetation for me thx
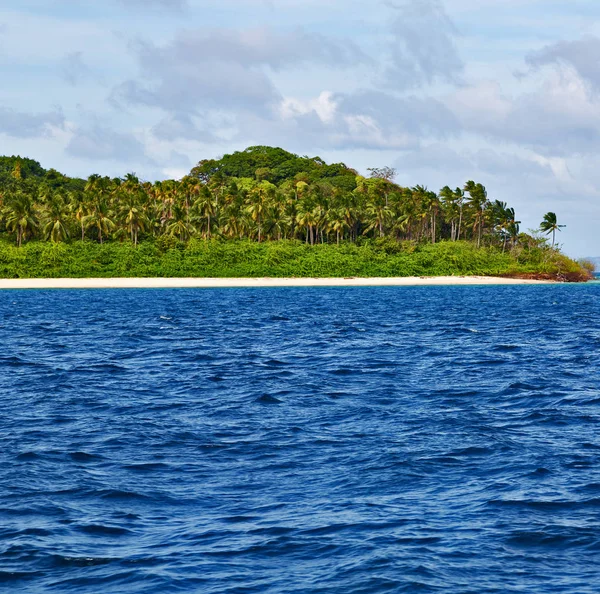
[0,147,589,280]
[0,239,587,280]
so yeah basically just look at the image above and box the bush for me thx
[0,238,590,281]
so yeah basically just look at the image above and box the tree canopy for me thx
[0,147,557,253]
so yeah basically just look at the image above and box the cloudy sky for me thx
[1,0,599,255]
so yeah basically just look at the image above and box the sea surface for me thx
[1,284,600,593]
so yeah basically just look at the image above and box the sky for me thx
[1,0,599,256]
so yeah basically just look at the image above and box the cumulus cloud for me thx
[397,144,552,179]
[525,36,600,91]
[447,71,600,157]
[66,125,151,163]
[151,113,219,142]
[242,88,458,151]
[384,0,463,89]
[112,27,368,116]
[336,90,459,139]
[0,107,65,138]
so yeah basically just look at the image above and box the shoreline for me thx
[0,276,557,289]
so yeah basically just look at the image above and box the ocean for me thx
[1,285,600,593]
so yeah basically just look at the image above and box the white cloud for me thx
[65,125,151,163]
[0,107,65,138]
[384,0,464,89]
[280,92,337,123]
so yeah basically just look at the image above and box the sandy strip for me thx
[0,276,554,289]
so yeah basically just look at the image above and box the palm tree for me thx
[70,192,88,241]
[439,186,464,241]
[4,191,39,247]
[166,204,195,241]
[427,189,441,244]
[246,181,275,242]
[464,181,488,247]
[540,212,565,247]
[454,188,465,241]
[296,204,319,245]
[491,201,520,252]
[43,193,71,243]
[192,186,216,240]
[120,199,148,245]
[363,201,392,238]
[327,208,349,244]
[82,201,115,244]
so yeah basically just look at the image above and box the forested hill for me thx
[0,145,562,257]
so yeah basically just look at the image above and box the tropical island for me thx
[0,146,592,282]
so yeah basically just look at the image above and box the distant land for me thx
[0,146,592,281]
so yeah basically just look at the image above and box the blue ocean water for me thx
[1,285,600,593]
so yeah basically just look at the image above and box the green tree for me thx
[82,201,115,244]
[4,191,39,247]
[43,192,71,243]
[540,212,565,247]
[166,204,195,241]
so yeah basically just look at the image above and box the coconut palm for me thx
[120,199,148,245]
[439,186,464,241]
[491,201,520,252]
[540,212,565,247]
[363,201,392,238]
[43,193,71,243]
[70,192,89,241]
[327,208,349,244]
[166,204,195,241]
[464,181,488,247]
[192,186,216,240]
[82,201,115,244]
[4,191,39,247]
[246,181,275,242]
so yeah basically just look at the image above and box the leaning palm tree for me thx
[540,212,565,247]
[464,181,488,247]
[491,201,520,252]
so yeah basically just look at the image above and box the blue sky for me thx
[1,0,599,255]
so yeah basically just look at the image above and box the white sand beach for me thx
[0,276,554,289]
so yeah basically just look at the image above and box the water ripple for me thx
[1,285,600,593]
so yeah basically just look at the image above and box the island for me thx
[0,146,592,283]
